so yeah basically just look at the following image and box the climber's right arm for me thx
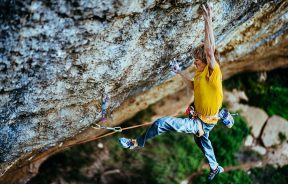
[203,3,217,70]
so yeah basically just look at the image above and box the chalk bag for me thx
[218,108,235,128]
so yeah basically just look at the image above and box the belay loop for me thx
[186,104,239,129]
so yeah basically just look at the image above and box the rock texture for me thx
[244,135,254,147]
[223,89,248,111]
[261,115,288,147]
[238,105,269,138]
[0,0,288,183]
[225,100,269,139]
[251,145,267,156]
[267,142,288,167]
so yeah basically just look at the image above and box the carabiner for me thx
[91,123,101,130]
[91,123,122,133]
[113,127,122,132]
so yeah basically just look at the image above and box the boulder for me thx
[261,115,288,147]
[267,142,288,167]
[244,135,254,147]
[251,145,267,156]
[239,105,269,138]
[223,89,248,112]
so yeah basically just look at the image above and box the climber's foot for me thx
[207,165,224,181]
[118,138,139,149]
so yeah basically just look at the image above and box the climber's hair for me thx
[193,44,220,65]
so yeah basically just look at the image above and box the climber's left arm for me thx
[179,72,194,90]
[170,59,193,90]
[203,3,217,70]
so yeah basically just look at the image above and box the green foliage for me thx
[146,133,203,184]
[29,143,96,183]
[223,69,288,119]
[194,165,288,184]
[250,165,288,184]
[194,169,252,184]
[104,127,204,184]
[210,115,250,166]
[278,132,287,143]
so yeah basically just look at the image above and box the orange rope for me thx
[64,122,154,148]
[28,115,186,166]
[74,114,187,147]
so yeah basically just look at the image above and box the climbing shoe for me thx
[118,138,139,149]
[207,165,224,181]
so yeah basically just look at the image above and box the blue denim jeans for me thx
[136,116,218,170]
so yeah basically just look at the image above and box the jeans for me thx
[136,116,218,170]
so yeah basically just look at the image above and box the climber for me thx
[119,3,224,181]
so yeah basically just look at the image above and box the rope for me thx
[21,121,154,169]
[72,122,153,147]
[80,113,187,147]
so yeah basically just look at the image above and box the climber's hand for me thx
[169,58,181,74]
[202,3,213,21]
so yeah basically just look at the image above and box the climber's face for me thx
[194,58,206,72]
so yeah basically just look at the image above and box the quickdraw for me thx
[101,94,109,122]
[91,123,122,132]
[91,92,122,132]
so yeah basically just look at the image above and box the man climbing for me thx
[119,3,224,181]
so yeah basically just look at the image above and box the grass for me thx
[29,143,97,183]
[194,169,252,184]
[250,164,288,184]
[210,114,250,167]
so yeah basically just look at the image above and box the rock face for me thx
[261,115,288,147]
[0,0,288,183]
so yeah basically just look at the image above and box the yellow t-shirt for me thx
[193,63,223,124]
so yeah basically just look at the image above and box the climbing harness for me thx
[186,105,219,120]
[185,105,238,128]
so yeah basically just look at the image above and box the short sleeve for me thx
[205,63,221,82]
